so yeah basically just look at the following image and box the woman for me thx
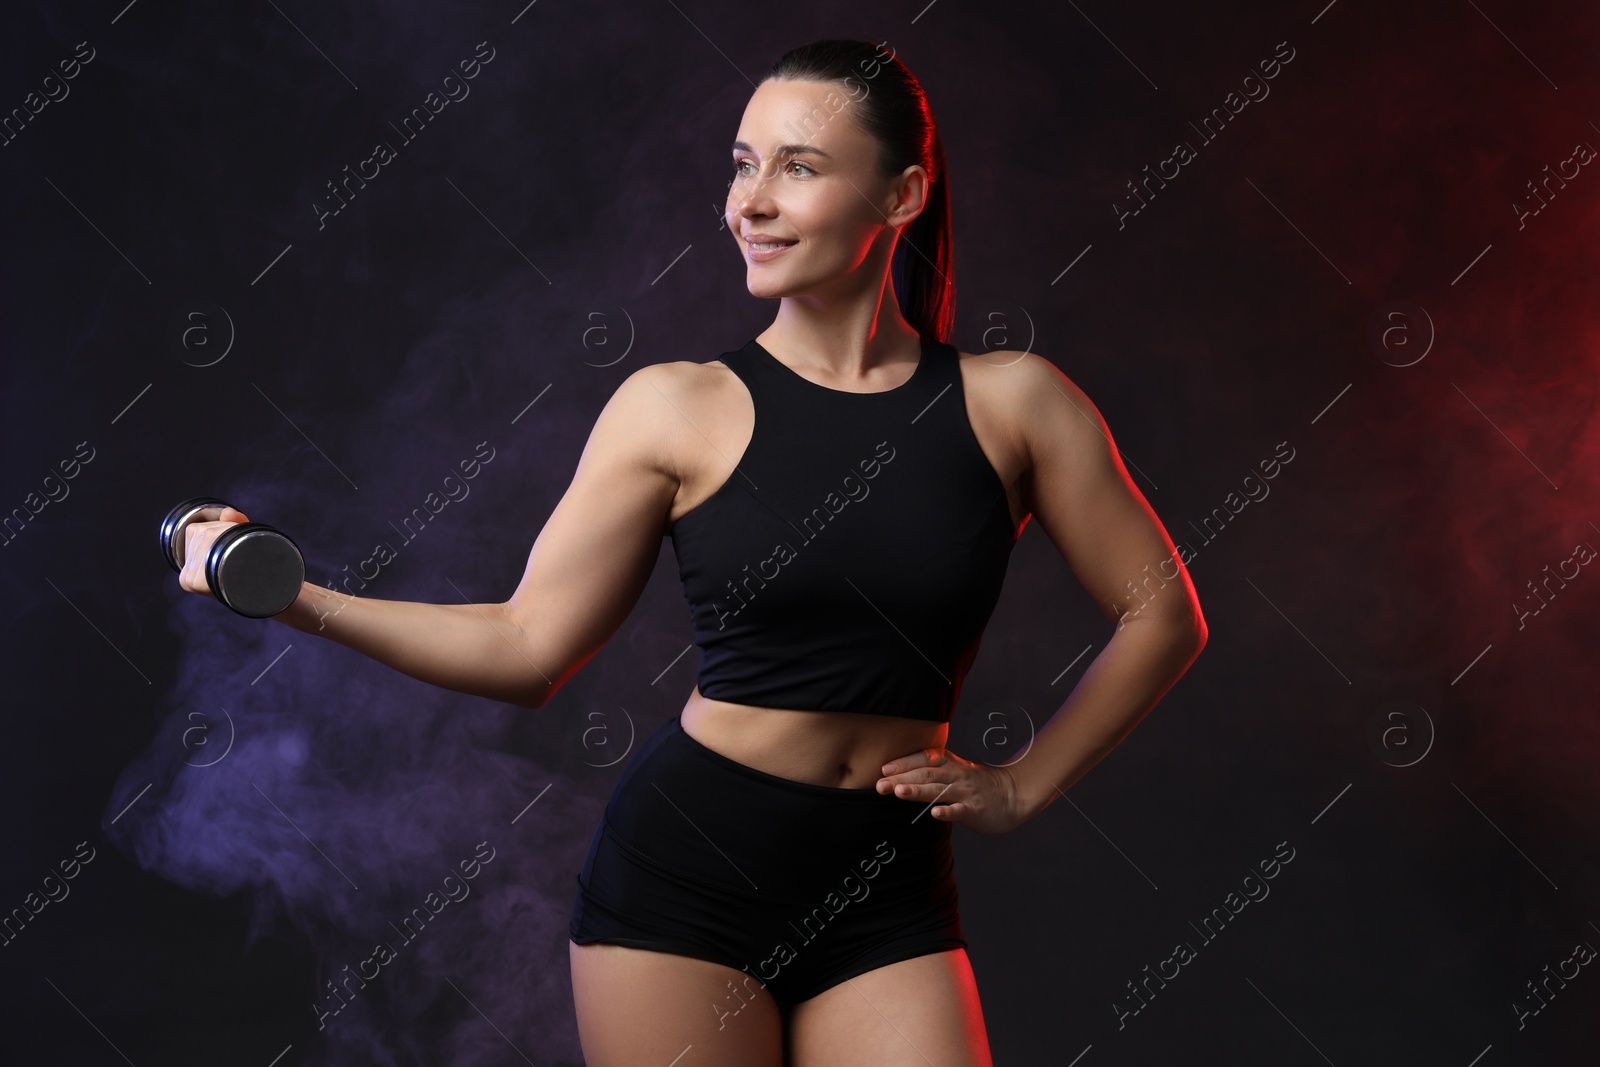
[178,39,1206,1067]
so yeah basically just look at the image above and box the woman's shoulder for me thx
[613,355,739,406]
[950,345,1102,484]
[951,345,1094,431]
[606,357,750,482]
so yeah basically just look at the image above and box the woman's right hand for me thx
[176,506,250,600]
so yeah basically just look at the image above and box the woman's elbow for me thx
[493,603,563,710]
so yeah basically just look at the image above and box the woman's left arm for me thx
[878,351,1207,831]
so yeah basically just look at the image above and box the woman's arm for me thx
[269,364,685,709]
[996,352,1208,820]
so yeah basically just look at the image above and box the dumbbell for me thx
[160,496,305,618]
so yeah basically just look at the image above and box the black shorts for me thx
[569,715,966,1008]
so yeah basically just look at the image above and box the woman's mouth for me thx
[746,239,796,262]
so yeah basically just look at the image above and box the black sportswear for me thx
[568,715,966,1006]
[668,336,1017,723]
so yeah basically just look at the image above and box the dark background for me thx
[3,1,1598,1064]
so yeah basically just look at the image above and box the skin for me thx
[177,75,1206,1067]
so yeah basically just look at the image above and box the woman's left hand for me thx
[877,747,1029,834]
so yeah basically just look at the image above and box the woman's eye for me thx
[732,159,814,177]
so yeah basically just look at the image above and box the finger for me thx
[881,754,920,776]
[878,760,953,796]
[888,779,957,804]
[880,747,948,776]
[181,557,213,597]
[181,525,204,569]
[196,506,248,523]
[178,536,214,596]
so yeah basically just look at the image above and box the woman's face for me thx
[726,77,925,300]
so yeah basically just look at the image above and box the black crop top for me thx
[668,336,1018,723]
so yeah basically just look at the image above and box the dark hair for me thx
[765,40,953,344]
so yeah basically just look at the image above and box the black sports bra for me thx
[669,336,1018,723]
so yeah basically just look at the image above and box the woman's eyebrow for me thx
[731,140,834,160]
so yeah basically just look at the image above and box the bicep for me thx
[502,366,681,701]
[1016,354,1205,634]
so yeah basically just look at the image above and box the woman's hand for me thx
[876,747,1030,834]
[176,505,250,600]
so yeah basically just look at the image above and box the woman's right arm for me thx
[196,364,686,709]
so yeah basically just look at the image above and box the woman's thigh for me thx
[569,941,784,1067]
[783,948,994,1067]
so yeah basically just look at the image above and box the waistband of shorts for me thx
[665,715,902,804]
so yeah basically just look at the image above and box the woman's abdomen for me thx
[679,686,949,790]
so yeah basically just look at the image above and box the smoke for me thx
[76,0,755,1058]
[104,274,611,1062]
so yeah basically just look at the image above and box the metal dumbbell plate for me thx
[205,522,305,618]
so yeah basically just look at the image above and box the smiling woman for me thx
[185,34,1206,1067]
[723,41,954,354]
[554,33,1205,1066]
